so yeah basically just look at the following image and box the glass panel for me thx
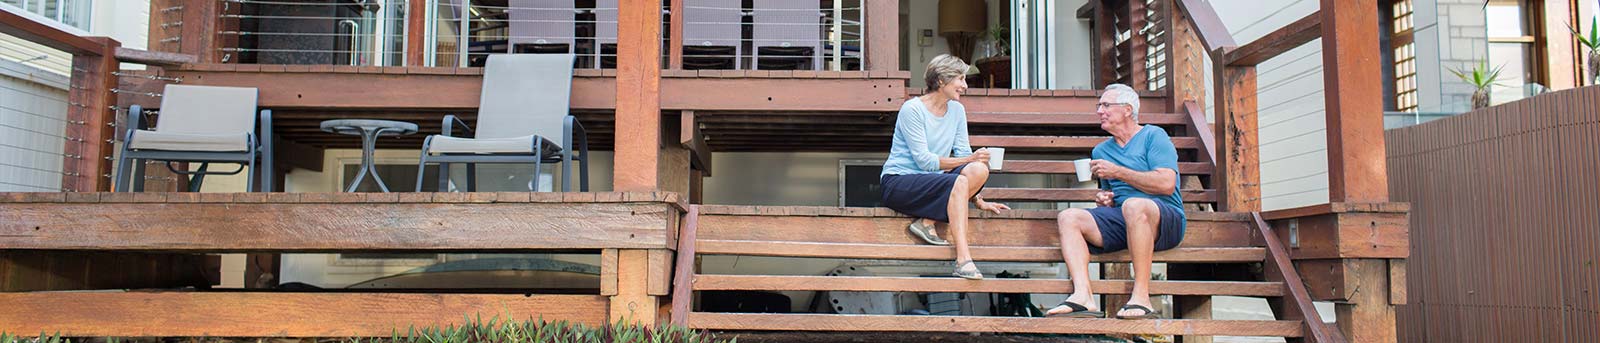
[1485,3,1525,38]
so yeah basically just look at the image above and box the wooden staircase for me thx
[961,98,1219,204]
[666,91,1333,339]
[670,206,1316,338]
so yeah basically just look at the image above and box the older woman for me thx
[880,54,1009,280]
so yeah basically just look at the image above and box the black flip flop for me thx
[1045,300,1105,318]
[1115,304,1162,320]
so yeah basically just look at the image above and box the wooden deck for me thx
[0,192,682,336]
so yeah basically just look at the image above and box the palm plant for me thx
[1570,16,1599,85]
[1449,62,1505,110]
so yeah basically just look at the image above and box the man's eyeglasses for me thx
[1096,102,1131,110]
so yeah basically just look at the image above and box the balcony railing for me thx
[205,0,867,71]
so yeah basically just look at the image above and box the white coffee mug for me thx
[1073,158,1093,182]
[986,147,1006,170]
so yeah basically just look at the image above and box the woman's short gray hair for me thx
[924,54,971,91]
[1105,83,1140,121]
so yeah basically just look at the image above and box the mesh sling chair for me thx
[114,85,273,192]
[416,53,590,192]
[752,0,823,70]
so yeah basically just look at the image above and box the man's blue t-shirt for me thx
[1093,125,1184,211]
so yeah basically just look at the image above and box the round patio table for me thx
[320,119,419,192]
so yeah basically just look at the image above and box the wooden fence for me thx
[1387,86,1600,342]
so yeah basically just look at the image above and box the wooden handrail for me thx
[1172,0,1237,51]
[114,47,196,66]
[1224,12,1322,66]
[1250,212,1343,343]
[1181,101,1217,166]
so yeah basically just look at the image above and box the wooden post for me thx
[406,0,427,66]
[609,249,661,325]
[1319,0,1388,203]
[1210,48,1259,213]
[1165,0,1206,106]
[63,38,119,192]
[615,0,664,191]
[1092,0,1117,86]
[668,0,685,70]
[1336,259,1398,343]
[863,0,898,72]
[1167,6,1213,338]
[181,0,221,62]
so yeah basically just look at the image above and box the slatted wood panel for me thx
[687,313,1304,337]
[691,275,1285,296]
[0,192,682,252]
[980,187,1217,203]
[696,240,1265,263]
[1387,86,1600,342]
[693,206,1254,248]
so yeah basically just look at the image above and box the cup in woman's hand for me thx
[986,147,1005,170]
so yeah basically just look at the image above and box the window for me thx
[1391,0,1417,112]
[1485,0,1546,103]
[0,0,92,31]
[838,159,884,207]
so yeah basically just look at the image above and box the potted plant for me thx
[1449,62,1505,110]
[1571,16,1599,85]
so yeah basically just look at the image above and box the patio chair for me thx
[594,0,618,69]
[752,0,823,70]
[114,85,273,192]
[415,53,590,192]
[682,0,744,69]
[508,0,580,55]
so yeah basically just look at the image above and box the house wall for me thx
[0,59,67,192]
[0,1,149,192]
[1203,0,1330,211]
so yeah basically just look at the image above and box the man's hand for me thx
[969,148,991,164]
[1090,160,1125,180]
[1094,190,1116,207]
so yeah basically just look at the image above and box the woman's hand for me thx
[969,148,991,164]
[975,199,1010,214]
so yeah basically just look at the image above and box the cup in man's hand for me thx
[1073,158,1093,182]
[987,147,1006,170]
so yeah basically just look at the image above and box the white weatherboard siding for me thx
[0,59,67,192]
[1205,0,1328,210]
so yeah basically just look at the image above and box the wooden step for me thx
[686,313,1303,337]
[967,112,1188,126]
[996,160,1214,175]
[980,188,1218,203]
[693,206,1255,248]
[691,275,1285,297]
[970,135,1203,151]
[947,90,1173,113]
[695,240,1265,263]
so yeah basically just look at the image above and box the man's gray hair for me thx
[1105,83,1140,121]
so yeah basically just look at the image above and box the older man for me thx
[1045,84,1186,319]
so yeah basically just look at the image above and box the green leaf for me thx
[1590,16,1598,46]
